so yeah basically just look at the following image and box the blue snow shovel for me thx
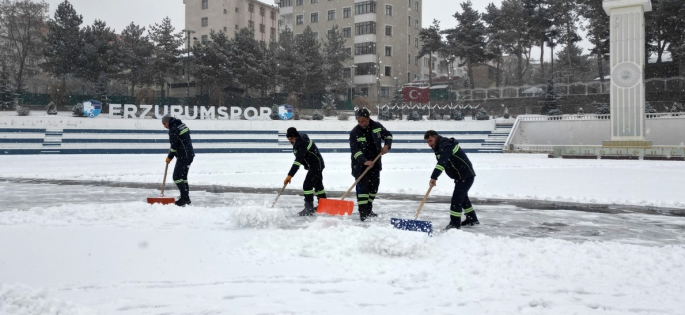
[391,186,433,236]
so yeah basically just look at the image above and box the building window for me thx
[223,26,227,32]
[201,35,208,44]
[296,15,303,25]
[296,0,303,5]
[202,0,208,9]
[415,56,419,66]
[328,10,335,20]
[424,58,429,67]
[355,21,376,35]
[384,66,392,77]
[343,7,351,18]
[260,7,265,16]
[311,0,318,3]
[312,31,319,40]
[355,1,376,15]
[342,27,351,38]
[385,5,392,16]
[415,38,419,48]
[408,34,411,45]
[311,12,318,23]
[385,46,392,56]
[415,19,419,29]
[344,47,352,56]
[415,1,419,11]
[271,27,276,35]
[408,16,411,26]
[224,9,227,14]
[279,0,292,7]
[236,24,239,29]
[260,24,265,33]
[408,72,411,82]
[355,42,376,55]
[355,63,377,75]
[343,68,352,78]
[201,17,208,27]
[235,7,239,12]
[360,87,369,96]
[249,3,254,12]
[408,53,411,64]
[327,29,334,39]
[249,21,254,29]
[271,10,276,19]
[279,19,283,27]
[380,87,390,97]
[385,25,392,36]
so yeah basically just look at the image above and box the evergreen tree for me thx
[323,25,351,95]
[296,26,326,102]
[555,44,593,82]
[522,0,552,83]
[41,0,83,83]
[0,61,13,110]
[419,20,443,87]
[578,0,609,83]
[119,22,155,97]
[482,3,504,87]
[498,0,533,86]
[542,77,561,115]
[276,27,302,95]
[645,0,685,63]
[192,30,237,89]
[443,1,488,89]
[233,28,267,95]
[263,36,280,95]
[550,0,581,81]
[0,0,49,93]
[149,17,183,98]
[77,20,120,106]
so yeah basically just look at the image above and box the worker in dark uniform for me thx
[425,130,479,230]
[349,108,393,221]
[283,127,327,216]
[162,114,195,207]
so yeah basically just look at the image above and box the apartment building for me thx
[277,0,422,104]
[184,0,279,47]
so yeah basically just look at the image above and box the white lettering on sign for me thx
[107,104,273,120]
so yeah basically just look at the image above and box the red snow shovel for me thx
[147,161,175,205]
[317,153,382,216]
[390,186,433,235]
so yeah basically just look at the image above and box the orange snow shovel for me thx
[147,161,175,205]
[317,153,382,216]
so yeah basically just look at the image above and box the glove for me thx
[165,158,171,164]
[284,175,292,185]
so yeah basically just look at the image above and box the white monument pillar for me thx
[603,0,652,147]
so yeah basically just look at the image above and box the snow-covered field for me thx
[1,153,685,314]
[1,153,684,209]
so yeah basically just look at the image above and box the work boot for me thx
[298,202,316,216]
[461,212,480,227]
[444,218,461,230]
[175,197,191,207]
[359,206,371,222]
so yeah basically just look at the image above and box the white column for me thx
[603,0,652,141]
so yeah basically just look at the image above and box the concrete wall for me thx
[509,116,685,146]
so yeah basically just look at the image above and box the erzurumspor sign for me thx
[108,104,273,120]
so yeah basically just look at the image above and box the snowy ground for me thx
[1,153,684,209]
[1,153,685,314]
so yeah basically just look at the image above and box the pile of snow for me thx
[0,284,96,315]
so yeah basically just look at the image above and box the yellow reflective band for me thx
[358,200,369,205]
[435,165,445,171]
[373,128,382,133]
[170,149,177,152]
[354,151,363,159]
[179,128,189,135]
[303,190,314,195]
[453,145,460,154]
[293,161,301,166]
[357,194,369,198]
[450,211,462,217]
[385,136,392,140]
[357,137,366,142]
[315,190,326,195]
[307,139,313,150]
[174,179,183,184]
[464,207,474,214]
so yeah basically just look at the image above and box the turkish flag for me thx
[402,86,430,103]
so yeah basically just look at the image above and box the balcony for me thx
[279,6,293,15]
[354,75,376,85]
[354,13,376,24]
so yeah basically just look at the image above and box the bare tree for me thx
[0,0,49,93]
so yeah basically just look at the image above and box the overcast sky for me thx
[44,0,589,61]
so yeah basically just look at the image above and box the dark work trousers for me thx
[173,157,193,199]
[450,177,474,223]
[355,168,380,214]
[303,169,326,204]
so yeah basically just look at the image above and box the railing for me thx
[646,112,685,119]
[454,76,685,101]
[516,114,611,121]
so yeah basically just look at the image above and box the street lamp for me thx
[182,29,195,105]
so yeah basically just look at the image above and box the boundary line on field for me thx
[1,177,683,217]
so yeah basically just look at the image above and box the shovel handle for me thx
[341,153,383,200]
[271,183,287,208]
[414,186,433,220]
[161,161,170,197]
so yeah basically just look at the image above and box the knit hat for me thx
[356,108,370,119]
[161,114,172,124]
[286,127,299,138]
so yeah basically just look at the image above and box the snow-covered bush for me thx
[46,102,58,115]
[407,109,422,121]
[312,110,324,120]
[451,108,464,121]
[71,103,85,117]
[337,112,350,121]
[16,106,30,116]
[577,107,584,115]
[476,108,490,120]
[270,105,280,120]
[378,106,393,120]
[503,106,510,119]
[645,102,657,113]
[596,104,610,115]
[321,95,336,116]
[547,109,563,116]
